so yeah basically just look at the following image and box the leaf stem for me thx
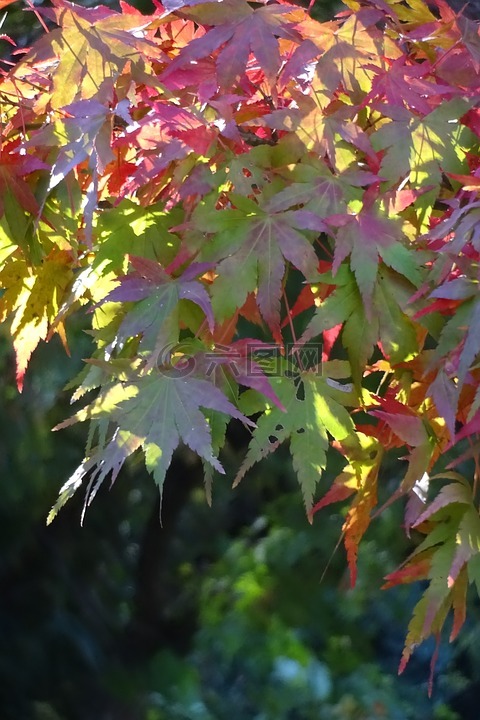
[283,288,304,371]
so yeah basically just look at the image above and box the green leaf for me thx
[199,199,320,330]
[45,7,158,108]
[342,303,379,389]
[301,266,360,343]
[95,201,182,273]
[235,371,359,512]
[50,372,252,522]
[375,271,418,364]
[332,209,419,315]
[371,99,473,190]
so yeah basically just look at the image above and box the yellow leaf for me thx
[0,251,73,390]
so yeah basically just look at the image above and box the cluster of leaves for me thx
[2,0,480,681]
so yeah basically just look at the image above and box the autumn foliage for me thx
[2,0,480,683]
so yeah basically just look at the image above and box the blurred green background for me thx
[2,1,480,718]
[3,316,479,720]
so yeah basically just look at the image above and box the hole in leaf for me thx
[268,435,278,445]
[295,380,305,401]
[275,424,284,432]
[297,428,305,435]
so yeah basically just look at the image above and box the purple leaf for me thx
[286,210,327,233]
[280,39,320,84]
[179,281,215,330]
[163,0,222,10]
[180,262,215,282]
[430,277,477,300]
[102,262,215,361]
[428,370,458,438]
[413,483,472,527]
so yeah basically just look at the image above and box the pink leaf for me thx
[413,483,472,527]
[371,410,428,447]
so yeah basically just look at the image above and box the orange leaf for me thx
[0,0,20,9]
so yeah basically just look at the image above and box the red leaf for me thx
[454,410,480,441]
[383,557,430,589]
[0,143,45,216]
[413,297,459,319]
[311,477,356,516]
[162,3,301,88]
[461,108,480,138]
[365,57,455,115]
[370,410,428,447]
[281,284,316,328]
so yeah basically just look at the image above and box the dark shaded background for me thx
[2,1,480,718]
[4,323,478,720]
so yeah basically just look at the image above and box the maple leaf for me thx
[119,139,188,202]
[25,2,161,109]
[342,444,380,586]
[263,161,349,217]
[49,370,254,523]
[328,207,421,315]
[162,1,302,88]
[301,260,420,390]
[303,10,390,109]
[235,367,359,513]
[195,193,323,334]
[265,178,341,215]
[47,100,114,189]
[371,99,473,195]
[24,98,121,242]
[273,91,376,168]
[0,141,46,220]
[364,56,456,115]
[426,200,480,254]
[299,265,375,387]
[428,369,458,439]
[140,101,217,156]
[101,257,214,369]
[301,264,359,343]
[395,479,480,677]
[94,200,183,273]
[310,466,358,515]
[4,0,480,678]
[426,291,480,432]
[370,394,435,503]
[311,431,383,585]
[374,268,419,365]
[0,250,73,390]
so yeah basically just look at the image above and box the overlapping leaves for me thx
[1,0,480,684]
